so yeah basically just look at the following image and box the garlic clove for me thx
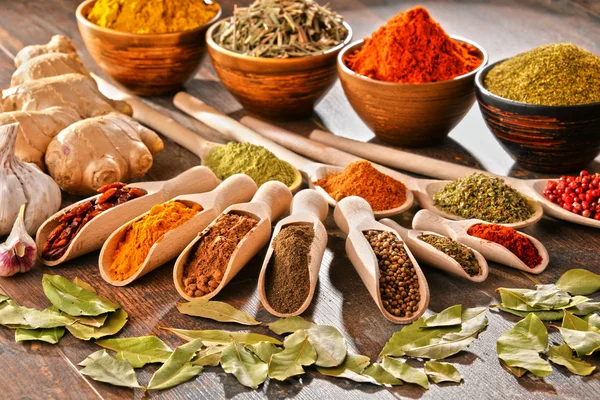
[0,204,37,277]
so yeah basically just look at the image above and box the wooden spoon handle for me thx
[333,196,375,235]
[251,181,293,222]
[292,189,329,222]
[212,174,258,210]
[161,166,220,198]
[411,209,455,237]
[379,218,409,240]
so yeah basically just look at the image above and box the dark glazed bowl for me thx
[77,0,222,96]
[337,37,488,147]
[206,19,352,120]
[475,60,600,172]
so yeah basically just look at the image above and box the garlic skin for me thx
[0,123,61,235]
[0,204,36,276]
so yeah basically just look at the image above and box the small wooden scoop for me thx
[174,181,293,301]
[412,209,549,274]
[379,219,489,283]
[334,196,429,324]
[99,174,258,286]
[258,189,329,317]
[36,166,220,266]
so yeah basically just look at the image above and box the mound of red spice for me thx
[346,6,482,83]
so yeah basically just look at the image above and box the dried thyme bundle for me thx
[212,0,348,58]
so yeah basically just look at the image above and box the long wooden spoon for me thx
[258,189,329,317]
[173,181,293,301]
[36,166,220,266]
[99,174,257,286]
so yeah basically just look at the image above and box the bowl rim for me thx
[76,0,223,38]
[337,35,489,87]
[206,18,353,63]
[475,58,600,109]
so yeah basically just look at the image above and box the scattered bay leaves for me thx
[382,356,429,389]
[42,274,119,317]
[246,341,282,363]
[557,310,600,356]
[79,350,141,388]
[193,345,225,367]
[73,277,96,293]
[268,316,314,335]
[556,269,600,295]
[362,363,402,385]
[15,326,65,344]
[221,340,268,389]
[96,336,172,368]
[164,328,281,346]
[424,361,463,384]
[316,354,376,384]
[66,309,128,341]
[268,336,317,381]
[423,305,462,328]
[147,339,204,390]
[0,301,71,329]
[547,344,596,376]
[177,299,260,326]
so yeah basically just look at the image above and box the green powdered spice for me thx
[484,43,600,106]
[418,234,481,277]
[433,173,533,223]
[205,142,296,187]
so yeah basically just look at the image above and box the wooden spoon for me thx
[36,166,220,266]
[99,174,258,286]
[379,219,489,283]
[309,129,600,229]
[411,209,549,274]
[173,92,414,218]
[174,181,293,301]
[333,196,429,324]
[240,117,542,229]
[258,189,329,317]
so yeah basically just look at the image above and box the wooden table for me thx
[1,1,599,399]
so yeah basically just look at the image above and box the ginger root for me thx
[45,113,164,195]
[12,53,88,86]
[14,35,78,67]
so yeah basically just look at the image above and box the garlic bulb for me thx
[0,204,36,276]
[0,123,61,235]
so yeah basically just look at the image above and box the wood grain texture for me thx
[0,1,599,399]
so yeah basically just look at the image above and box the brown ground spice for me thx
[182,213,258,297]
[265,225,314,314]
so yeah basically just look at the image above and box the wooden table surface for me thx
[1,1,599,399]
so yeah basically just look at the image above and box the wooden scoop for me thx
[334,196,429,324]
[258,189,329,317]
[412,209,549,274]
[379,219,489,283]
[174,181,293,301]
[36,166,220,266]
[99,174,258,286]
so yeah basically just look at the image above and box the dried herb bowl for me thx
[337,37,488,147]
[475,60,600,173]
[76,0,222,96]
[206,19,352,120]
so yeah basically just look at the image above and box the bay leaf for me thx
[547,344,596,376]
[496,313,552,377]
[245,341,282,363]
[96,336,173,368]
[164,328,281,346]
[147,339,204,390]
[316,354,376,384]
[558,310,600,356]
[362,363,402,385]
[556,269,600,295]
[381,356,429,390]
[500,359,527,378]
[268,336,317,380]
[67,313,108,328]
[0,301,71,329]
[221,340,268,389]
[497,288,541,311]
[423,305,462,328]
[523,284,571,309]
[15,326,65,344]
[306,325,346,367]
[79,350,141,388]
[72,277,96,293]
[0,294,8,303]
[193,345,225,367]
[570,302,600,315]
[424,361,463,383]
[492,305,565,321]
[177,299,260,326]
[584,313,600,330]
[42,274,119,317]
[268,316,314,335]
[66,309,128,341]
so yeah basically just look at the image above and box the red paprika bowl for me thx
[475,60,600,173]
[337,37,488,147]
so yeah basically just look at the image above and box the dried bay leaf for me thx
[268,336,317,381]
[492,305,565,321]
[547,344,596,376]
[362,363,402,385]
[268,316,314,335]
[0,301,71,329]
[570,302,600,315]
[246,341,282,363]
[423,305,462,328]
[72,277,96,293]
[584,313,600,330]
[558,310,600,356]
[66,309,128,341]
[96,336,173,368]
[381,356,429,389]
[177,299,261,326]
[42,274,119,317]
[556,269,600,295]
[193,345,225,367]
[164,328,281,346]
[221,340,268,389]
[15,326,65,344]
[0,294,8,303]
[306,325,346,367]
[424,361,463,383]
[79,350,142,388]
[147,339,204,390]
[316,354,377,384]
[496,313,552,377]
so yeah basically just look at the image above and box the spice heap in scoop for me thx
[543,170,600,220]
[212,0,348,58]
[484,44,600,106]
[346,6,481,83]
[418,234,481,277]
[87,0,220,34]
[434,173,533,224]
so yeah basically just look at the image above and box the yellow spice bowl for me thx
[76,0,222,96]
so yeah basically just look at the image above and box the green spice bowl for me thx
[475,60,600,173]
[337,37,488,147]
[206,19,353,120]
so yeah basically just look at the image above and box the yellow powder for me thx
[87,0,220,34]
[109,200,202,281]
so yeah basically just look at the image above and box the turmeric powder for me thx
[108,200,202,281]
[87,0,220,34]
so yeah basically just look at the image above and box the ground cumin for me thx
[315,160,407,211]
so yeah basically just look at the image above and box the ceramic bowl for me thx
[337,37,488,147]
[206,19,352,120]
[475,60,600,172]
[76,0,222,95]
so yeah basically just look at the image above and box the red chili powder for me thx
[467,224,542,268]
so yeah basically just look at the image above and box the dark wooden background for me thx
[0,0,599,399]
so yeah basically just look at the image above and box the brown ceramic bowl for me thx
[475,60,600,173]
[206,19,352,120]
[338,37,488,147]
[76,0,222,95]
